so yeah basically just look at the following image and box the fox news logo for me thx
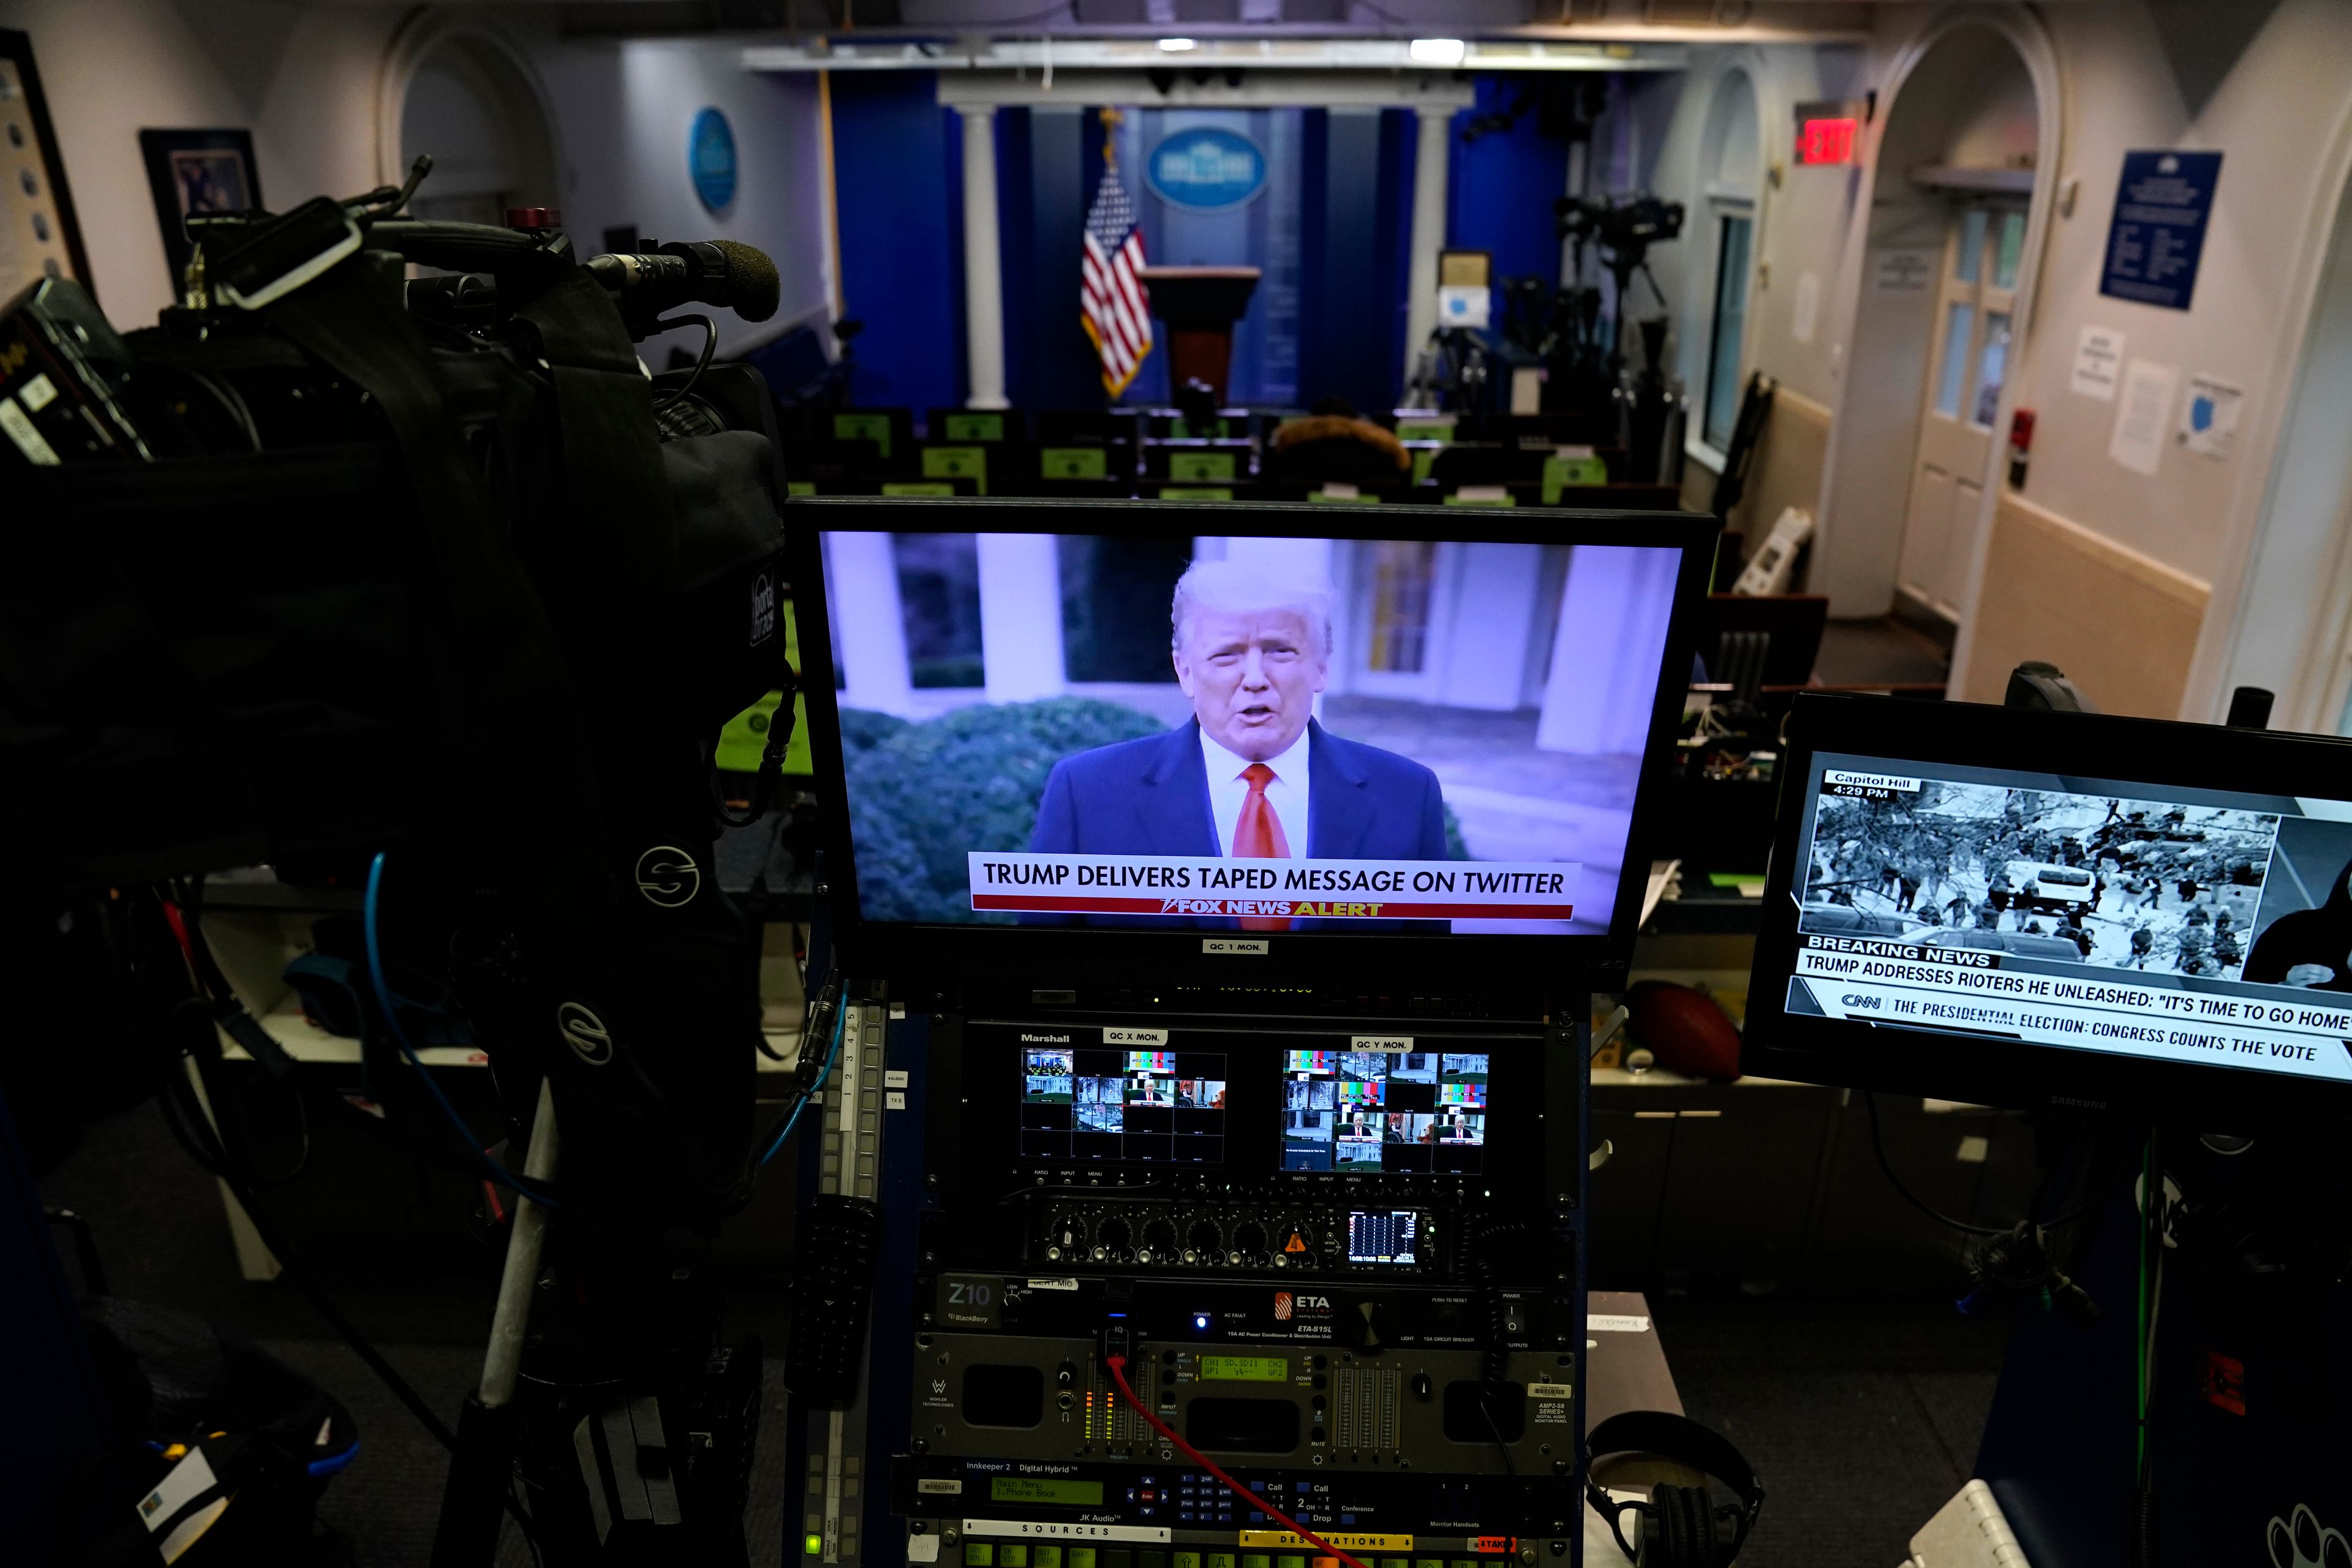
[748,573,777,646]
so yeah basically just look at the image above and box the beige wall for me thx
[1642,1,2352,721]
[0,0,404,325]
[1959,493,2210,715]
[0,0,834,352]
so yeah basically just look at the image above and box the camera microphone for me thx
[586,239,781,335]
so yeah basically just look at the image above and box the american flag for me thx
[1081,151,1153,396]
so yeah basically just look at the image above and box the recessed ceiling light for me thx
[1409,38,1467,66]
[1158,37,1199,52]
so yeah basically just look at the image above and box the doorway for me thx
[1899,200,2027,618]
[396,32,560,225]
[1812,15,2054,638]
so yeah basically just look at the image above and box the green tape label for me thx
[1540,452,1609,502]
[921,445,989,494]
[1167,450,1237,482]
[1039,445,1109,479]
[833,412,892,459]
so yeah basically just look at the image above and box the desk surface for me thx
[1583,1291,1696,1566]
[1585,1291,1681,1428]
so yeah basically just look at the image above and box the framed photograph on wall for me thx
[0,29,94,303]
[139,127,262,295]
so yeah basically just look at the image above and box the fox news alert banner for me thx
[970,853,1581,922]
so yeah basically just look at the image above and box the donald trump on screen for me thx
[1026,559,1448,930]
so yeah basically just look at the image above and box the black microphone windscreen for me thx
[712,240,781,323]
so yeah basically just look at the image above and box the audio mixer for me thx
[890,1005,1589,1566]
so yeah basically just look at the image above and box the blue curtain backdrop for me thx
[1447,76,1572,295]
[1006,107,1101,412]
[1300,107,1418,417]
[1109,107,1305,408]
[827,74,1569,418]
[829,71,965,418]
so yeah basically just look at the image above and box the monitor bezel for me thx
[787,496,1717,988]
[1744,692,2352,1125]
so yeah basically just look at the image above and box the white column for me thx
[1439,543,1544,711]
[827,532,916,716]
[977,532,1068,702]
[958,105,1011,410]
[1401,105,1456,398]
[1537,545,1678,754]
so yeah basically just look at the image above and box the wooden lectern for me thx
[1137,266,1261,403]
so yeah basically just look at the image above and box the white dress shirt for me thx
[1200,725,1311,859]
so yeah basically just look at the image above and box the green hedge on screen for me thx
[843,698,1169,922]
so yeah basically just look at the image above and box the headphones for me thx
[1584,1411,1765,1567]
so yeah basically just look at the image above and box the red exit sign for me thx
[1792,98,1868,165]
[1797,117,1856,165]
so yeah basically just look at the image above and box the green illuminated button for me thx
[1070,1552,1097,1568]
[1036,1551,1062,1568]
[1209,1556,1235,1568]
[1002,1550,1029,1568]
[804,1536,823,1556]
[1382,1559,1409,1568]
[963,1548,993,1567]
[1279,1556,1308,1568]
[1454,1559,1482,1568]
[1417,1559,1444,1568]
[1177,1555,1202,1568]
[1243,1556,1272,1568]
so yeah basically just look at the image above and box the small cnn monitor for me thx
[788,498,1715,984]
[1745,694,2352,1123]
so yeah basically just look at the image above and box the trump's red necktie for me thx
[1234,762,1292,932]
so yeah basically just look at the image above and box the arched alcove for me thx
[380,20,562,226]
[1813,10,2059,636]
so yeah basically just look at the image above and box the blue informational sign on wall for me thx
[1145,126,1268,213]
[2098,149,2222,311]
[690,107,737,213]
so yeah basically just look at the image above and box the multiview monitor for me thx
[789,497,1715,983]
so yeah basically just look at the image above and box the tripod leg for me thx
[431,1077,562,1568]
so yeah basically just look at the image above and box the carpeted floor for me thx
[40,1102,2008,1566]
[1646,1295,2008,1567]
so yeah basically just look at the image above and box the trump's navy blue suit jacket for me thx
[1024,719,1449,930]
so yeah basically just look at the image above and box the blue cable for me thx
[364,851,564,1208]
[758,995,845,1167]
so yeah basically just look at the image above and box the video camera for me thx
[1556,192,1686,274]
[2,157,829,1563]
[2,158,807,1207]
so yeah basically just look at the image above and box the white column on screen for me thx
[829,531,916,717]
[1438,543,1544,710]
[1402,105,1455,395]
[977,532,1068,702]
[1537,545,1679,753]
[958,105,1011,410]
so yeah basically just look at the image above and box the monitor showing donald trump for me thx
[808,516,1696,944]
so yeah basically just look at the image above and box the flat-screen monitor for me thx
[1278,1048,1488,1172]
[791,498,1714,982]
[1745,694,2352,1122]
[1018,1046,1227,1163]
